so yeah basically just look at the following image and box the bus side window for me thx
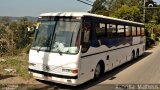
[82,22,91,53]
[132,26,136,36]
[141,27,145,36]
[117,25,125,37]
[137,27,141,36]
[107,24,117,38]
[125,26,132,37]
[95,23,106,38]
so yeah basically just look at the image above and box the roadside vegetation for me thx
[0,0,160,79]
[0,55,32,79]
[0,17,34,79]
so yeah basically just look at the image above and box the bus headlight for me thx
[62,68,78,74]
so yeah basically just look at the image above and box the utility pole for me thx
[143,0,146,23]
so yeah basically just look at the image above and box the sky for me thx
[0,0,94,17]
[0,0,159,17]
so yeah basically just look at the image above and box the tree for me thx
[15,17,32,48]
[0,17,9,38]
[108,0,143,17]
[90,0,109,16]
[0,23,6,37]
[0,16,10,26]
[114,5,143,22]
[9,21,18,51]
[0,16,33,56]
[9,17,32,49]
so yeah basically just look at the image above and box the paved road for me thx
[1,44,160,90]
[88,44,160,90]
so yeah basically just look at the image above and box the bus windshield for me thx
[32,19,81,54]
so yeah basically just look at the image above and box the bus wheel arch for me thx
[93,60,105,80]
[131,50,135,60]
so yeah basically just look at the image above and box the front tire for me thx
[94,63,101,80]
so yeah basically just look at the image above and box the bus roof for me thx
[40,12,144,25]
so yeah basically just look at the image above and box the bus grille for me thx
[33,63,63,73]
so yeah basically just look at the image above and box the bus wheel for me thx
[94,63,101,80]
[131,51,135,60]
[136,50,139,58]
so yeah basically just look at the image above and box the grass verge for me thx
[0,58,32,79]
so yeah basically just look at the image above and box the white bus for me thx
[28,12,145,86]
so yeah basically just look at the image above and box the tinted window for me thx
[96,23,106,38]
[107,24,117,38]
[125,26,132,37]
[137,27,141,36]
[141,27,145,36]
[132,26,136,36]
[117,25,124,37]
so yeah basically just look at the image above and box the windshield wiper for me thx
[37,46,42,52]
[57,48,62,55]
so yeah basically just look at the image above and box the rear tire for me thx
[131,51,135,60]
[136,50,139,58]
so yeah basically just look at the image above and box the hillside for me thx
[0,16,37,22]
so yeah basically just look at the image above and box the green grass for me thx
[0,58,32,79]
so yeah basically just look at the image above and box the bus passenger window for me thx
[117,25,125,37]
[141,27,145,36]
[125,26,132,37]
[82,22,91,53]
[137,27,141,36]
[132,26,136,36]
[96,23,106,38]
[107,24,117,38]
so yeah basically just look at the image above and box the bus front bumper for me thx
[28,68,79,86]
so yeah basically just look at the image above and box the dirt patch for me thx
[0,53,42,84]
[0,75,41,84]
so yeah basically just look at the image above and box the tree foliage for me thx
[0,17,33,56]
[90,0,109,16]
[90,0,144,22]
[114,5,143,22]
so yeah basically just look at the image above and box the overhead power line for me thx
[77,0,93,6]
[85,0,94,3]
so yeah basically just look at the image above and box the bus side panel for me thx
[106,43,145,71]
[78,56,96,83]
[78,50,109,84]
[78,43,145,84]
[105,46,132,70]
